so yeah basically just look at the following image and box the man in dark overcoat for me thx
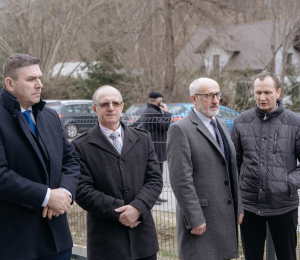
[167,78,244,260]
[0,53,80,260]
[73,85,163,260]
[141,91,171,203]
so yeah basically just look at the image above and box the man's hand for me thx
[115,205,141,228]
[47,189,72,214]
[191,223,206,236]
[160,102,168,112]
[238,214,244,225]
[42,206,61,219]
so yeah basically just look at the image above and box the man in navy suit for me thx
[0,53,80,260]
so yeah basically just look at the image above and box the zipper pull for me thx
[263,114,267,120]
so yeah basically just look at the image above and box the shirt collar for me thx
[20,106,33,113]
[99,123,122,138]
[193,107,216,124]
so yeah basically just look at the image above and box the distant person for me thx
[231,72,300,260]
[0,53,80,260]
[167,78,244,260]
[141,91,171,204]
[73,85,163,260]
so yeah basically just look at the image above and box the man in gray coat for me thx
[73,85,163,260]
[167,78,244,260]
[231,72,300,260]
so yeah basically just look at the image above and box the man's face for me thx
[254,76,281,113]
[6,64,43,109]
[92,88,124,130]
[191,82,220,119]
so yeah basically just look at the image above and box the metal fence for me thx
[65,107,300,260]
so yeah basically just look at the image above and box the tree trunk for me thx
[163,0,175,101]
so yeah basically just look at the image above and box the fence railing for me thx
[64,107,300,259]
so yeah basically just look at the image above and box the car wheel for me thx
[65,124,78,139]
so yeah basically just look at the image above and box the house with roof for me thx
[176,21,300,76]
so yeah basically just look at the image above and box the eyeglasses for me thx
[194,93,223,100]
[93,101,123,108]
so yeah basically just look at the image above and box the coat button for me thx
[224,180,229,185]
[147,202,151,207]
[103,207,109,213]
[222,161,226,166]
[119,160,123,165]
[227,200,232,204]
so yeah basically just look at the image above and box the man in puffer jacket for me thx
[231,72,300,260]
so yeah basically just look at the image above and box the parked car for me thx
[44,100,98,138]
[167,103,239,132]
[122,103,147,128]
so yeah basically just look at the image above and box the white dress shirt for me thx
[193,108,217,140]
[21,106,71,207]
[99,123,123,147]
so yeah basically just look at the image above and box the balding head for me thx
[92,85,123,105]
[189,78,219,96]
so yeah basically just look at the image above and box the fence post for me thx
[266,223,275,260]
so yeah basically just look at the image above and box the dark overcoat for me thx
[167,110,243,260]
[141,103,171,162]
[0,89,80,260]
[73,123,163,260]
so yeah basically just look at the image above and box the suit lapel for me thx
[216,117,235,159]
[188,109,225,158]
[120,123,140,158]
[17,111,47,172]
[89,124,121,157]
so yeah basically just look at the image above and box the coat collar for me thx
[0,88,46,114]
[89,122,140,158]
[188,109,226,158]
[147,103,161,112]
[255,99,284,120]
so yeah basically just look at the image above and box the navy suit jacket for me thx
[0,89,80,260]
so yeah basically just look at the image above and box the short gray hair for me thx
[3,53,40,89]
[189,79,201,96]
[92,85,123,104]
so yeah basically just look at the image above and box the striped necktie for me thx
[23,110,38,137]
[110,131,122,154]
[210,119,225,156]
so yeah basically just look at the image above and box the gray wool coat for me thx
[73,123,163,260]
[167,110,243,260]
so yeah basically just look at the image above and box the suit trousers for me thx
[32,248,72,260]
[240,209,298,260]
[138,254,157,260]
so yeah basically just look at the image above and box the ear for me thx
[92,105,97,115]
[121,103,124,112]
[277,88,281,98]
[190,95,196,103]
[5,77,14,92]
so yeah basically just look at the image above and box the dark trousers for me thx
[240,209,298,260]
[32,248,72,260]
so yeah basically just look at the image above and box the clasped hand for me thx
[115,205,141,228]
[42,189,72,220]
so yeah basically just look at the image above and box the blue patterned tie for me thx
[23,110,38,137]
[110,131,122,154]
[210,119,225,156]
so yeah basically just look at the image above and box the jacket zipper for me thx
[273,130,278,154]
[240,167,245,190]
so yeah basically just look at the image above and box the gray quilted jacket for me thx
[231,100,300,216]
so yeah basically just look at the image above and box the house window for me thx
[286,53,293,67]
[213,55,220,73]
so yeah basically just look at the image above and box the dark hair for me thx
[253,71,280,90]
[3,53,40,89]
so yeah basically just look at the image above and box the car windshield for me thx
[45,102,61,111]
[126,105,146,115]
[218,108,238,120]
[167,105,188,114]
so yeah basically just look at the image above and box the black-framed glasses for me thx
[194,93,223,100]
[93,101,123,108]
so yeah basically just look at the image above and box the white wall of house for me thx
[202,41,233,74]
[275,45,300,76]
